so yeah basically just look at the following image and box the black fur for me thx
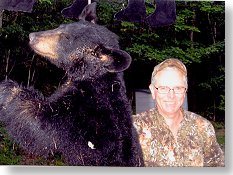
[0,3,143,166]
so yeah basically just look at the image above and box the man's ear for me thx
[149,84,156,100]
[95,45,132,73]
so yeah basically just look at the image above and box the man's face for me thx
[151,67,186,117]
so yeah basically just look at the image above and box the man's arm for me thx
[201,120,225,167]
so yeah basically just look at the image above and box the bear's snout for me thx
[29,31,60,60]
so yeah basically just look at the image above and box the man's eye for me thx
[175,87,183,90]
[160,86,167,90]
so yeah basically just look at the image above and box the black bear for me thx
[0,3,143,166]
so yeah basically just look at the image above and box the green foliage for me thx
[145,0,156,15]
[121,21,136,28]
[97,0,121,25]
[218,95,225,112]
[199,1,224,13]
[175,9,200,32]
[38,0,53,5]
[217,135,225,145]
[0,124,21,165]
[211,121,225,145]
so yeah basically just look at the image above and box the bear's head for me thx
[29,2,131,80]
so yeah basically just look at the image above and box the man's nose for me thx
[167,89,175,98]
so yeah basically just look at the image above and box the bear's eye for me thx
[92,45,101,56]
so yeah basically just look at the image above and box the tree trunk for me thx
[190,11,196,48]
[0,10,3,28]
[207,13,216,44]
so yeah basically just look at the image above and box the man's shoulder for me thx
[184,110,202,118]
[184,110,213,126]
[133,108,157,119]
[132,108,158,129]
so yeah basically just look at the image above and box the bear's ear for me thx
[79,2,97,23]
[94,45,132,73]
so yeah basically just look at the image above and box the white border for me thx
[0,0,231,174]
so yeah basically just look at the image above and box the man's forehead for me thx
[156,68,185,84]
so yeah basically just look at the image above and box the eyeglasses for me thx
[154,86,186,94]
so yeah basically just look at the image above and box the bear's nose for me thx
[29,33,36,42]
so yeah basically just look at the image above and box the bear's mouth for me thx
[30,41,58,60]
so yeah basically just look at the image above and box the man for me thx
[133,58,224,167]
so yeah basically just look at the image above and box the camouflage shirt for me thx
[133,108,225,167]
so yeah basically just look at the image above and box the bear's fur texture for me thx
[0,3,143,166]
